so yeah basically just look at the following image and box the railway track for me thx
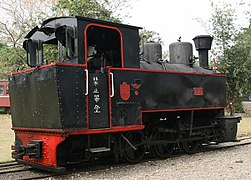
[199,137,251,152]
[0,137,251,180]
[0,162,53,180]
[0,162,32,175]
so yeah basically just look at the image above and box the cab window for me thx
[86,25,122,73]
[24,26,78,67]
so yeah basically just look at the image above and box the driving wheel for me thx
[121,131,145,163]
[152,131,174,158]
[180,140,199,154]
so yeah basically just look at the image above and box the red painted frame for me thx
[15,131,66,168]
[13,125,145,135]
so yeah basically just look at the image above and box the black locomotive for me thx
[9,16,240,172]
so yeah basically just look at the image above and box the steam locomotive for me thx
[9,16,240,172]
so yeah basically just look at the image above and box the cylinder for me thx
[169,42,193,65]
[142,42,162,62]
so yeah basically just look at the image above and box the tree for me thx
[0,0,56,48]
[54,0,131,22]
[195,1,238,60]
[0,44,25,79]
[139,28,163,44]
[0,0,132,79]
[210,1,237,52]
[219,23,251,111]
[197,0,251,112]
[139,28,167,60]
[0,0,56,79]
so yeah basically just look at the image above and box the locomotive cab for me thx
[23,17,140,68]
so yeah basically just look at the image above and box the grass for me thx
[237,117,251,137]
[0,115,14,163]
[0,115,250,163]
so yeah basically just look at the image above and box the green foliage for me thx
[0,0,131,78]
[219,23,251,112]
[0,46,27,80]
[139,28,163,44]
[0,44,26,80]
[43,44,58,62]
[209,1,237,50]
[198,1,251,112]
[0,0,56,78]
[55,0,121,22]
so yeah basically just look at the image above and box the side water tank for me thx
[142,42,162,62]
[169,42,193,65]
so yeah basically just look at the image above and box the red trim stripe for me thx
[69,125,144,135]
[9,63,87,76]
[141,106,225,113]
[12,125,145,135]
[110,67,225,77]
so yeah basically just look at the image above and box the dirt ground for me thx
[237,116,251,137]
[0,115,14,163]
[0,115,250,163]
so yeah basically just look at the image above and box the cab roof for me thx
[25,16,141,39]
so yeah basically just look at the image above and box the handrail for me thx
[85,69,88,95]
[110,72,114,97]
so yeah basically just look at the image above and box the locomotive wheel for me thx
[152,132,174,158]
[121,131,145,163]
[179,140,199,154]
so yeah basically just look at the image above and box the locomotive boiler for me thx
[9,16,240,172]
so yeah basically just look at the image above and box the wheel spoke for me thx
[152,132,174,158]
[122,131,145,163]
[180,141,199,154]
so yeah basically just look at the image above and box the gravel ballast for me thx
[58,143,251,180]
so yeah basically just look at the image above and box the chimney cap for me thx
[192,35,213,50]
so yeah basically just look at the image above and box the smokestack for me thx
[192,35,213,69]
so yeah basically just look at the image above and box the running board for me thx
[17,159,65,173]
